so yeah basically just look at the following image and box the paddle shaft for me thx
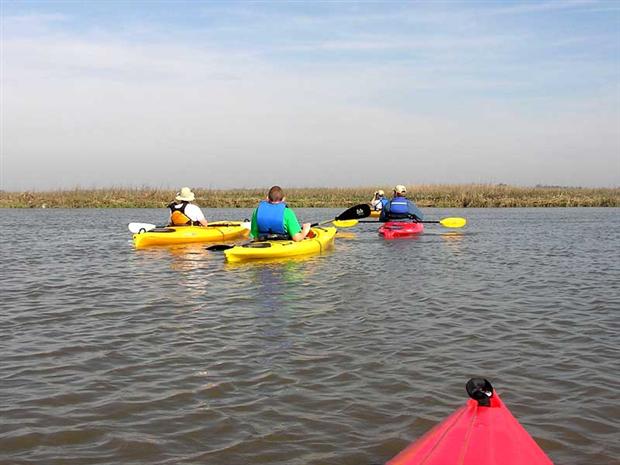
[358,220,440,224]
[358,216,466,228]
[310,219,335,227]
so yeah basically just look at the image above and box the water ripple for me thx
[1,208,619,464]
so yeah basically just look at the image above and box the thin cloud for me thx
[276,33,522,53]
[1,2,618,189]
[482,0,600,16]
[1,12,70,36]
[2,13,69,24]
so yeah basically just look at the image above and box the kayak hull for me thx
[224,227,336,262]
[378,221,424,239]
[133,222,249,248]
[387,390,554,465]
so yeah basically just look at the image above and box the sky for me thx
[1,0,619,190]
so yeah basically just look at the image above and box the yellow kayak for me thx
[133,221,249,248]
[224,227,336,262]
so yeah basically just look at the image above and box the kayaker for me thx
[168,187,209,227]
[370,190,385,211]
[250,186,311,242]
[379,185,424,222]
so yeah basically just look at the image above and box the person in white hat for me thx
[168,187,209,227]
[379,185,424,222]
[370,189,385,211]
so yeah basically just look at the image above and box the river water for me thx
[1,208,619,465]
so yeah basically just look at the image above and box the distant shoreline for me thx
[1,185,618,208]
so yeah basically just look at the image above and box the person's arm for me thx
[379,199,390,222]
[284,208,309,241]
[291,223,311,242]
[250,209,259,239]
[407,200,424,221]
[187,204,209,226]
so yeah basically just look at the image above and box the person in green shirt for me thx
[250,186,311,242]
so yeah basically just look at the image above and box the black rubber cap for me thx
[466,378,494,406]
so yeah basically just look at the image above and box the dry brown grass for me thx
[1,185,618,208]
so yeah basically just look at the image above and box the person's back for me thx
[380,185,424,222]
[254,200,288,239]
[251,186,311,242]
[168,187,209,227]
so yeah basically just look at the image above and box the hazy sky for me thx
[1,0,619,190]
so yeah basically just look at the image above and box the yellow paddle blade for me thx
[439,217,467,228]
[333,219,359,228]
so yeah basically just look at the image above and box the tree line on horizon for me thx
[1,184,618,208]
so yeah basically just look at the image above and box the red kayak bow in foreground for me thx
[387,378,554,465]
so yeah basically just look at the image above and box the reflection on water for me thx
[135,244,216,298]
[248,261,320,366]
[1,207,619,465]
[439,231,465,252]
[250,259,318,286]
[440,231,464,240]
[335,231,357,239]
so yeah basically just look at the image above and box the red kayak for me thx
[378,221,424,239]
[387,378,554,465]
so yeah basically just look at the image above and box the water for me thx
[1,208,619,465]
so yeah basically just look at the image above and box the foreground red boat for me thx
[378,221,424,239]
[387,378,554,465]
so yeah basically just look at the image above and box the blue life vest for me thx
[256,201,287,235]
[389,196,409,215]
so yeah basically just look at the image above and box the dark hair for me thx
[268,185,284,202]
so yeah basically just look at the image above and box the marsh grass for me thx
[1,185,618,208]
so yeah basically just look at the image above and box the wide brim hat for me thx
[376,189,385,196]
[175,187,195,202]
[394,185,407,194]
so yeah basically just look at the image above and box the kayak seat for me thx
[257,233,290,241]
[243,242,273,248]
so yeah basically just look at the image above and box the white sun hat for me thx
[175,187,195,202]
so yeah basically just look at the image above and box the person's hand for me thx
[292,223,312,242]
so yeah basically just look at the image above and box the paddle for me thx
[128,221,251,234]
[206,204,371,251]
[128,222,157,233]
[310,203,370,227]
[358,216,467,228]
